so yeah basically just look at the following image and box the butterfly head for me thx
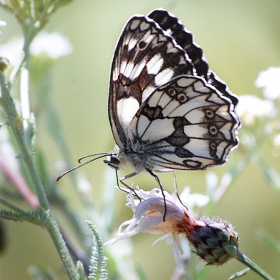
[104,147,121,170]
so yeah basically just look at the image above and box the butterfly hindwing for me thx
[128,75,238,171]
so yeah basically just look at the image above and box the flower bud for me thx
[187,217,239,265]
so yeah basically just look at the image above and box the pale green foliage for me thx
[87,220,108,280]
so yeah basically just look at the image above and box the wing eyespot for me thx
[205,109,215,119]
[167,88,176,97]
[177,92,188,103]
[139,41,147,49]
[209,125,218,136]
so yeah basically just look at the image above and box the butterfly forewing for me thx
[109,14,197,149]
[148,9,239,106]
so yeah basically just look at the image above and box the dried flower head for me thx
[105,188,239,266]
[188,217,239,265]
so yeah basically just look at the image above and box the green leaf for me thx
[86,220,108,280]
[76,261,87,280]
[229,268,250,279]
[0,208,48,226]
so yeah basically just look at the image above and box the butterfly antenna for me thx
[78,153,108,163]
[56,153,108,183]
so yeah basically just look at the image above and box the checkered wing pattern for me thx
[108,9,240,173]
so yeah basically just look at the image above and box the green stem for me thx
[225,245,275,280]
[0,71,78,279]
[0,196,29,215]
[9,23,37,87]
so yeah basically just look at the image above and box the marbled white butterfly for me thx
[104,9,240,181]
[57,9,240,200]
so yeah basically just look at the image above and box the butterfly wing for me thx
[108,9,240,173]
[129,75,239,171]
[108,14,196,149]
[148,9,239,107]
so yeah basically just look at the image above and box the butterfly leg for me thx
[119,172,142,201]
[172,172,188,210]
[147,170,167,222]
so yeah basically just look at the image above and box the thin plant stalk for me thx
[1,70,78,279]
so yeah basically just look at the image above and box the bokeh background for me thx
[1,0,280,279]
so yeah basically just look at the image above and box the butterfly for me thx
[57,9,240,210]
[104,9,240,180]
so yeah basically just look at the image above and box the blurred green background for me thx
[0,0,280,279]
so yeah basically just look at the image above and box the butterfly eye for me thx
[167,88,176,97]
[177,93,188,103]
[205,109,214,119]
[209,125,218,136]
[104,155,120,169]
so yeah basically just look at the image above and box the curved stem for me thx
[0,71,78,279]
[224,245,274,280]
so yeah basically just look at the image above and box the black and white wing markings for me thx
[107,9,240,179]
[128,75,238,172]
[148,9,239,107]
[109,15,195,149]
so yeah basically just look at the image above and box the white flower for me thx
[255,67,280,100]
[105,187,198,266]
[0,32,72,67]
[0,37,23,67]
[237,95,276,125]
[30,31,72,59]
[0,32,72,76]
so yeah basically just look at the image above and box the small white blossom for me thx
[237,95,276,125]
[255,67,280,100]
[0,37,23,67]
[0,32,72,68]
[30,31,72,59]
